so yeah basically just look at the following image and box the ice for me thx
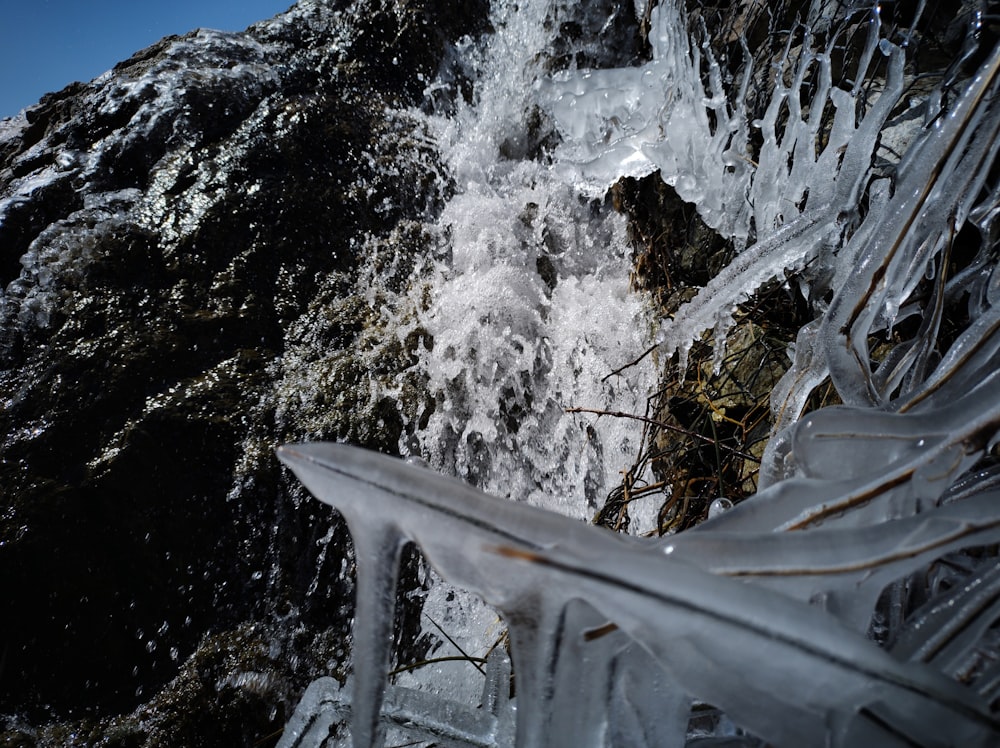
[541,2,753,240]
[892,559,1000,683]
[279,443,1000,746]
[1,28,281,350]
[277,650,515,748]
[274,1,1000,746]
[670,490,1000,631]
[821,42,1000,407]
[545,0,909,373]
[277,677,348,748]
[510,532,995,748]
[276,443,660,747]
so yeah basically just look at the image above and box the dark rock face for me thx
[0,0,488,739]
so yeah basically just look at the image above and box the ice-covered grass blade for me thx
[492,537,1000,747]
[277,443,1000,746]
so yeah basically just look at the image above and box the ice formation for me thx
[277,439,1000,747]
[544,0,909,372]
[276,0,1000,745]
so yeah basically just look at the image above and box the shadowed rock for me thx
[0,0,488,736]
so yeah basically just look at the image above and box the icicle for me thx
[493,532,1000,747]
[542,0,754,240]
[344,522,407,748]
[657,32,905,372]
[277,446,409,748]
[822,42,1000,406]
[280,439,1000,745]
[896,303,1000,414]
[278,650,515,747]
[766,319,828,450]
[276,443,656,744]
[549,2,908,369]
[277,677,347,748]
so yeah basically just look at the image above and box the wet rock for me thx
[0,0,489,740]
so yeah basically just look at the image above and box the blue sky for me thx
[0,1,294,120]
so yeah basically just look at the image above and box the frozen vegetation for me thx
[277,0,1000,745]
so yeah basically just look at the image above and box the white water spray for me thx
[390,0,656,708]
[408,0,655,516]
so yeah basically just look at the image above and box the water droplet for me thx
[708,497,733,519]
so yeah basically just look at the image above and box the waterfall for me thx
[408,0,655,514]
[384,0,658,710]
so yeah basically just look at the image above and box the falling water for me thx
[382,0,657,706]
[406,0,654,514]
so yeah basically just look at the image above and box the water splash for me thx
[384,0,657,714]
[403,1,654,514]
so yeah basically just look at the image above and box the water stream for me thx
[385,0,657,706]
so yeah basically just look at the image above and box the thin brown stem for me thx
[565,406,759,462]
